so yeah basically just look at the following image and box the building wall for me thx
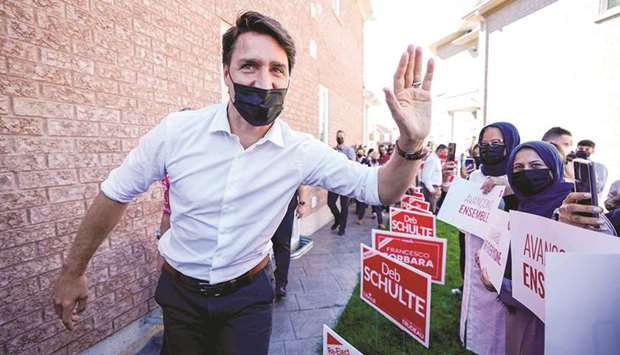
[485,0,620,190]
[0,0,366,353]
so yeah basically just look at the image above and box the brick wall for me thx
[0,0,366,353]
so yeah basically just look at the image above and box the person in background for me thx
[378,144,390,165]
[460,122,520,355]
[327,130,355,236]
[542,126,574,180]
[576,139,608,195]
[271,186,308,300]
[421,144,446,214]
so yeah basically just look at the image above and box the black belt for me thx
[162,256,270,297]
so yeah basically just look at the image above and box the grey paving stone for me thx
[271,311,297,341]
[268,340,286,355]
[273,293,300,313]
[284,336,322,355]
[289,308,340,339]
[300,274,341,292]
[296,291,350,311]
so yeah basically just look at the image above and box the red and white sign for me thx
[372,229,447,284]
[401,195,430,212]
[390,207,435,237]
[510,210,620,321]
[437,178,505,239]
[360,244,431,347]
[411,192,425,200]
[323,325,363,355]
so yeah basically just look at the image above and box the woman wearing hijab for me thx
[459,122,520,355]
[492,141,573,355]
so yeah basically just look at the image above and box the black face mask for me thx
[480,144,506,165]
[336,137,344,145]
[575,150,591,159]
[512,169,554,196]
[230,76,287,127]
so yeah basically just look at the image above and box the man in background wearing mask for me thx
[576,139,608,194]
[52,11,436,355]
[421,144,446,213]
[327,130,355,235]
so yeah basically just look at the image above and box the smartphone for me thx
[573,158,598,218]
[464,158,476,172]
[447,143,456,162]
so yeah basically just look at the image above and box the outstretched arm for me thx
[378,45,434,204]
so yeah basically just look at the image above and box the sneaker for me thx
[356,219,363,225]
[337,229,345,236]
[451,288,462,295]
[330,222,339,231]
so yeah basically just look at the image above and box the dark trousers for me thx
[271,193,298,288]
[155,264,275,355]
[458,231,466,280]
[327,191,350,232]
[355,201,384,226]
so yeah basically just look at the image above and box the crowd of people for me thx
[417,123,618,355]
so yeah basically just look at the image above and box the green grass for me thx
[334,221,470,354]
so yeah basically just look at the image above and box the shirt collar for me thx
[208,103,285,148]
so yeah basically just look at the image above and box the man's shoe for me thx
[276,286,287,300]
[337,229,345,236]
[330,222,339,230]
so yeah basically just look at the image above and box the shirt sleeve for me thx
[100,118,167,203]
[300,139,381,206]
[420,157,435,193]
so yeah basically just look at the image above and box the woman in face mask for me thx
[489,142,572,355]
[459,122,521,355]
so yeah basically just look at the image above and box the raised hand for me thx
[384,45,435,151]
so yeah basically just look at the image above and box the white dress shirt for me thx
[101,103,380,283]
[420,152,442,193]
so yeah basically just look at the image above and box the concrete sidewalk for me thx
[269,211,376,355]
[137,207,378,355]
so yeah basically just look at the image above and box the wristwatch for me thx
[395,139,425,161]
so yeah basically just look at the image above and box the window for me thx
[318,85,329,144]
[332,0,341,19]
[596,0,620,22]
[309,39,317,59]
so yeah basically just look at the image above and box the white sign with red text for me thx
[401,195,430,212]
[478,210,510,293]
[510,210,620,321]
[390,207,435,237]
[372,229,447,284]
[437,178,505,239]
[323,325,363,355]
[360,244,432,347]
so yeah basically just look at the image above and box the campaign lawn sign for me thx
[360,244,432,347]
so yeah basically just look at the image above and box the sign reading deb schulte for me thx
[360,244,431,348]
[323,325,363,355]
[437,178,505,239]
[371,229,447,284]
[510,210,620,322]
[390,207,435,237]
